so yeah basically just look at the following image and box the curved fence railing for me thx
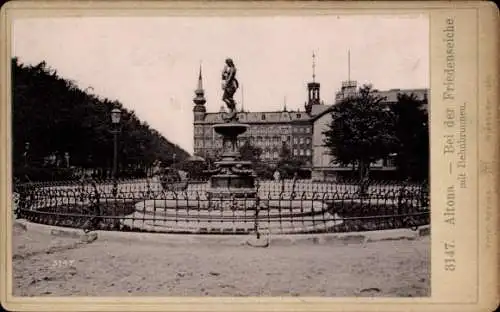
[13,178,430,235]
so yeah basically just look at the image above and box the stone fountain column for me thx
[206,120,257,199]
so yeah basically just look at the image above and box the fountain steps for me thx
[121,217,341,234]
[131,208,331,219]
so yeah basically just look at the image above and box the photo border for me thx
[1,1,498,311]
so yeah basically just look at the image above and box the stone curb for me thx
[13,219,429,247]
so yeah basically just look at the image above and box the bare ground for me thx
[12,225,430,297]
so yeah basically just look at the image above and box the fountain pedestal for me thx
[205,122,257,199]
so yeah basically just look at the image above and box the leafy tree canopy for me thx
[390,93,429,181]
[323,84,397,170]
[12,58,189,179]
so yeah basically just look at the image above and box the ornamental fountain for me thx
[119,58,341,234]
[204,58,257,199]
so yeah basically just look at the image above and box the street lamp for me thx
[64,152,70,168]
[111,108,121,196]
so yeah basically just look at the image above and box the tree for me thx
[238,140,274,179]
[177,159,208,181]
[323,84,397,191]
[391,93,429,181]
[12,58,190,180]
[239,140,262,163]
[277,142,303,179]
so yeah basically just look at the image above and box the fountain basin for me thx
[213,123,249,137]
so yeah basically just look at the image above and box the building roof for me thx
[194,88,428,124]
[310,103,332,116]
[373,88,428,103]
[312,88,429,121]
[200,110,313,124]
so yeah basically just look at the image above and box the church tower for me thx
[305,51,320,115]
[193,65,206,122]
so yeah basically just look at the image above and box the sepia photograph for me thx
[6,10,434,299]
[0,0,497,310]
[7,11,433,299]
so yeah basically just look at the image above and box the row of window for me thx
[293,137,311,145]
[194,125,311,135]
[194,140,289,149]
[293,149,312,157]
[195,137,314,148]
[293,127,311,134]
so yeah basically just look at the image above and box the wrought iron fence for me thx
[13,177,429,235]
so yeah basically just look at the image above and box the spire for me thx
[193,64,206,110]
[283,96,287,112]
[312,51,316,83]
[197,63,203,90]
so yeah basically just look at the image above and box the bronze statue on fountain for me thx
[204,58,257,200]
[221,58,239,122]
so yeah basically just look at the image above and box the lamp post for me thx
[111,108,121,196]
[23,142,30,182]
[64,152,70,168]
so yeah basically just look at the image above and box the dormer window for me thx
[261,114,266,120]
[296,113,301,118]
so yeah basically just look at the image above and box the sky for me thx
[12,14,429,154]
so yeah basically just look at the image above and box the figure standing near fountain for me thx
[221,58,239,121]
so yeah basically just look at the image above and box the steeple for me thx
[197,64,203,90]
[305,51,320,114]
[312,51,316,83]
[193,64,206,108]
[193,64,206,121]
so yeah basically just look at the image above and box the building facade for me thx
[311,80,429,181]
[192,67,319,167]
[192,66,428,178]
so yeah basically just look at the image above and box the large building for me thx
[192,67,316,166]
[192,65,428,179]
[311,81,428,181]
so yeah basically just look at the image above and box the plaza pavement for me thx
[11,221,430,297]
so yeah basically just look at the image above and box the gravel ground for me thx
[12,225,430,297]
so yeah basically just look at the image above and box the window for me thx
[293,149,298,156]
[296,113,301,118]
[306,127,311,133]
[261,114,266,120]
[281,135,287,142]
[306,149,311,156]
[300,149,304,156]
[306,138,311,145]
[300,138,304,144]
[273,151,278,159]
